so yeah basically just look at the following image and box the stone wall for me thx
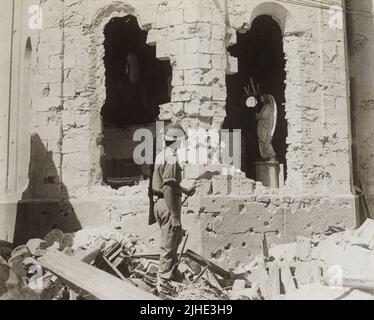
[24,0,354,199]
[0,0,358,259]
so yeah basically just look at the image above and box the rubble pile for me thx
[0,226,139,300]
[0,225,236,300]
[239,219,374,300]
[1,220,374,300]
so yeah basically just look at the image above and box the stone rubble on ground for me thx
[1,220,374,300]
[237,219,374,300]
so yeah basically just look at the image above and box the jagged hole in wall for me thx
[225,15,288,181]
[101,16,172,189]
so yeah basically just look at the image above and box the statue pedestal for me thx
[254,160,280,188]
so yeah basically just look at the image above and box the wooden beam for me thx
[184,250,230,279]
[38,251,159,300]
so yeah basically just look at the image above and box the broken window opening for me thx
[224,15,288,187]
[101,16,172,189]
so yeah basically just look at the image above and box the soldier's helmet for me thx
[164,123,187,142]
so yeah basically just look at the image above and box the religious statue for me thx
[256,94,277,161]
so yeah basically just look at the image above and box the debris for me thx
[26,239,48,257]
[230,287,259,300]
[293,261,313,286]
[267,262,280,299]
[232,279,246,292]
[282,282,374,300]
[269,243,296,263]
[38,251,159,300]
[249,261,270,300]
[9,245,31,264]
[3,220,374,301]
[44,229,66,248]
[203,269,224,292]
[354,219,374,244]
[60,234,75,251]
[295,236,312,261]
[262,233,269,258]
[74,237,106,263]
[279,261,297,294]
[0,242,13,262]
[184,250,230,279]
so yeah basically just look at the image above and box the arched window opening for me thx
[225,15,287,187]
[101,16,172,189]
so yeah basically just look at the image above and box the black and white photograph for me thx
[0,0,373,306]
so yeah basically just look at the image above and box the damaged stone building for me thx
[0,0,373,268]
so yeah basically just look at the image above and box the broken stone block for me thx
[279,261,297,294]
[340,290,374,300]
[44,229,65,248]
[341,245,372,277]
[199,196,228,214]
[1,286,40,301]
[232,279,246,292]
[229,176,241,195]
[354,219,374,244]
[342,233,370,248]
[47,242,61,252]
[9,246,31,265]
[281,283,352,300]
[311,265,323,285]
[295,236,312,261]
[249,262,270,300]
[267,262,281,299]
[62,247,75,256]
[26,239,48,256]
[60,233,75,250]
[293,261,314,286]
[269,243,296,263]
[9,260,27,279]
[316,239,344,266]
[358,251,374,279]
[212,176,229,195]
[0,263,22,295]
[0,282,6,297]
[0,247,12,262]
[240,178,255,195]
[0,263,10,283]
[230,288,259,300]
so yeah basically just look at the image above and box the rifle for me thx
[148,137,157,226]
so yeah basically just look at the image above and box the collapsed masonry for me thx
[0,0,368,268]
[1,220,374,300]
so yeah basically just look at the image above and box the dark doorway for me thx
[101,16,172,189]
[224,15,287,180]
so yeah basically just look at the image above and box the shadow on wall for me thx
[13,134,81,245]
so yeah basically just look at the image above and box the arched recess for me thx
[226,2,303,189]
[225,15,287,180]
[16,37,32,192]
[89,6,171,189]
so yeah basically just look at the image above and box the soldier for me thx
[151,123,197,293]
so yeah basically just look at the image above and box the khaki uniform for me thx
[152,147,184,280]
